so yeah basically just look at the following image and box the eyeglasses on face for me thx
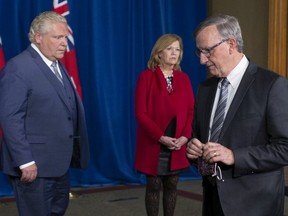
[194,39,229,58]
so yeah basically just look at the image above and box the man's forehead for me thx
[196,27,219,42]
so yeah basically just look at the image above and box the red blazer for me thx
[134,66,194,175]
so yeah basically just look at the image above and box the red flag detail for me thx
[0,36,5,139]
[52,4,69,15]
[53,0,83,98]
[60,49,82,96]
[0,36,5,70]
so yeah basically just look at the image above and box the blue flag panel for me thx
[0,0,206,196]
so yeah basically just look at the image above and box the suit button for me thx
[69,135,73,138]
[68,117,72,120]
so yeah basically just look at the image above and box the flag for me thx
[0,35,5,139]
[53,0,83,98]
[0,36,4,70]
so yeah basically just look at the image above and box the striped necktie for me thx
[197,78,229,177]
[210,78,229,142]
[51,61,63,85]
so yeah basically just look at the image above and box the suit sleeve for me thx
[0,61,34,167]
[233,76,288,176]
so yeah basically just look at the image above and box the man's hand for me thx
[202,142,235,165]
[20,164,38,182]
[186,138,204,159]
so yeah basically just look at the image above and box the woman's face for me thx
[159,40,180,68]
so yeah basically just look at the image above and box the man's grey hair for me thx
[28,11,67,43]
[193,14,244,52]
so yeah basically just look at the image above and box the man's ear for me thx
[34,32,42,44]
[228,38,237,51]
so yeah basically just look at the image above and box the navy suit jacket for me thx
[193,61,288,216]
[0,45,89,177]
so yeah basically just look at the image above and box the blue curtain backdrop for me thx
[0,0,207,196]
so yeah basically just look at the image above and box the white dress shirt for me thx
[208,55,249,139]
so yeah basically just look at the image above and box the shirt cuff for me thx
[19,161,35,170]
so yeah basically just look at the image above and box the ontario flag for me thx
[0,35,5,139]
[53,0,83,98]
[0,36,4,70]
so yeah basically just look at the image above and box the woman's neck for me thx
[160,66,174,77]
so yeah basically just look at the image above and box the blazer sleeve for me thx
[180,74,194,138]
[135,72,163,141]
[0,61,34,167]
[233,76,288,176]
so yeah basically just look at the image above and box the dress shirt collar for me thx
[31,43,56,67]
[225,55,249,89]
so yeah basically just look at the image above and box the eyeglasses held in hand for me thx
[212,163,224,181]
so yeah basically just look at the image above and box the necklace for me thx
[165,75,174,94]
[160,67,174,94]
[162,70,173,78]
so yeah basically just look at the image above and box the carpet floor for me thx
[1,180,288,216]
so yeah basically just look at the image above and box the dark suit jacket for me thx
[0,45,89,177]
[193,61,288,216]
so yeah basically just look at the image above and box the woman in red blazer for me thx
[134,34,194,216]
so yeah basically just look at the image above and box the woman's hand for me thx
[159,136,177,150]
[174,136,188,150]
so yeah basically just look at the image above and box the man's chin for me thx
[57,54,65,60]
[207,69,216,76]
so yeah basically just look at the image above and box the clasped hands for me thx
[159,136,188,150]
[186,138,235,165]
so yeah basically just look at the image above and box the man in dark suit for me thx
[186,14,288,216]
[0,11,89,216]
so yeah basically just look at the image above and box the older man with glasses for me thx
[186,14,288,216]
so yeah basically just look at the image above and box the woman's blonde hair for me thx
[147,34,183,71]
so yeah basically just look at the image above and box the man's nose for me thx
[61,36,68,46]
[199,53,208,65]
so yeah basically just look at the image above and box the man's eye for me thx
[53,36,63,39]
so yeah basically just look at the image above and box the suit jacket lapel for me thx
[203,77,220,142]
[219,62,257,141]
[27,46,72,113]
[58,62,79,114]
